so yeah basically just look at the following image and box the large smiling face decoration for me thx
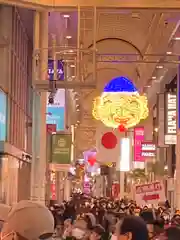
[92,76,149,129]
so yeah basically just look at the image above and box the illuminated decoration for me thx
[88,156,96,166]
[101,132,117,149]
[118,124,126,132]
[92,76,149,129]
[104,76,138,93]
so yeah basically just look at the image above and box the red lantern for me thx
[118,124,126,132]
[88,156,96,166]
[101,132,117,149]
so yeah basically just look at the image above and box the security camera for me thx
[48,97,54,104]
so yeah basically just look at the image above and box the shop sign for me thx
[134,127,145,162]
[47,124,56,133]
[135,181,165,206]
[141,142,156,157]
[51,134,72,164]
[164,93,176,144]
[48,59,64,80]
[157,94,166,147]
[46,89,65,131]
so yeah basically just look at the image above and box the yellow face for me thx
[92,93,148,128]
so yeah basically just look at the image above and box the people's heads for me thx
[84,213,96,230]
[90,225,105,240]
[1,200,54,240]
[116,216,148,240]
[165,226,180,240]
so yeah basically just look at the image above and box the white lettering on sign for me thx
[135,130,144,136]
[141,143,156,151]
[141,152,155,157]
[166,93,176,135]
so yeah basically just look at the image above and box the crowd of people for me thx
[49,194,180,240]
[0,195,179,240]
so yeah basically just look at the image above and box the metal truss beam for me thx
[34,80,96,91]
[3,0,180,11]
[96,53,180,64]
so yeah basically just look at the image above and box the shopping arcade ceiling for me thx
[47,7,180,159]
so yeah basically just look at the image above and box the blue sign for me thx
[0,90,7,141]
[48,59,64,81]
[46,106,65,131]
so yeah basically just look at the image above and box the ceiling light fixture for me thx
[66,36,72,39]
[152,76,156,80]
[174,37,180,40]
[70,64,75,68]
[71,76,75,78]
[63,14,70,18]
[156,65,163,69]
[166,51,172,55]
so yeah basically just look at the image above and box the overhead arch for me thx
[88,37,143,58]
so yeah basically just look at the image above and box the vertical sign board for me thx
[51,134,72,164]
[48,59,64,80]
[157,94,166,147]
[134,127,145,162]
[164,93,177,145]
[0,89,7,141]
[46,89,65,131]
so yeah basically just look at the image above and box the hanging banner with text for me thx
[51,134,72,164]
[164,92,176,145]
[135,181,165,206]
[157,94,166,147]
[134,127,145,162]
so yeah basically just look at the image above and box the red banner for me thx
[47,124,56,133]
[134,127,145,162]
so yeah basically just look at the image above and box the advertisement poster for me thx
[164,92,176,144]
[112,183,120,199]
[46,89,65,131]
[48,59,64,81]
[135,181,165,206]
[0,90,7,141]
[141,142,156,158]
[134,127,145,162]
[51,134,72,164]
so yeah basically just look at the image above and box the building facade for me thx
[0,5,33,204]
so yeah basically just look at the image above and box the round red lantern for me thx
[118,124,126,132]
[101,132,117,149]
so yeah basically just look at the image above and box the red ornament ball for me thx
[118,124,126,132]
[101,132,117,149]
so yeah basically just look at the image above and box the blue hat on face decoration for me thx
[103,76,138,93]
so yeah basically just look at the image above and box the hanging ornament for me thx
[101,132,117,149]
[88,156,96,166]
[118,124,126,132]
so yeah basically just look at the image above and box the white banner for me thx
[135,181,165,206]
[96,123,120,163]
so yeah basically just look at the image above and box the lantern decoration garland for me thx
[101,132,117,149]
[92,76,149,129]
